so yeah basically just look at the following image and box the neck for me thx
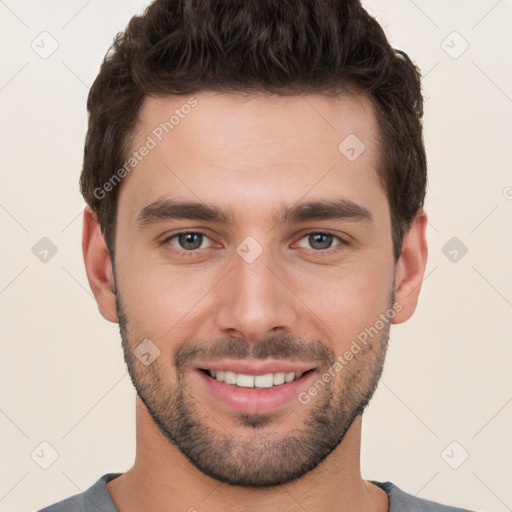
[107,398,388,512]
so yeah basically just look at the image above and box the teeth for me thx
[254,374,274,388]
[273,372,286,385]
[224,371,237,385]
[208,369,306,388]
[236,374,255,388]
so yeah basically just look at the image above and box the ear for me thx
[391,210,428,324]
[82,206,119,323]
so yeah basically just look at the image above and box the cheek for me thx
[117,256,219,338]
[296,259,394,343]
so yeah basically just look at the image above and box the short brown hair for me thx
[80,0,427,261]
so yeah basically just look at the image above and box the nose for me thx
[214,246,300,344]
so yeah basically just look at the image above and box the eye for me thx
[295,232,344,251]
[165,231,214,251]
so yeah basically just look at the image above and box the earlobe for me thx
[391,210,428,324]
[82,207,119,323]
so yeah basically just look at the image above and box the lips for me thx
[194,360,317,414]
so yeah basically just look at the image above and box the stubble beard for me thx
[115,289,392,488]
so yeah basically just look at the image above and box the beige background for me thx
[1,1,511,511]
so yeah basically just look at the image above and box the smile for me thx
[195,363,318,414]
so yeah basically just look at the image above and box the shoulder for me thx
[372,481,477,512]
[36,473,121,512]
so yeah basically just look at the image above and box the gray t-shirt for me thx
[37,473,476,512]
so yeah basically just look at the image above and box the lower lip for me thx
[196,370,317,415]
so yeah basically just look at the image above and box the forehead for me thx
[119,91,386,224]
[136,91,378,161]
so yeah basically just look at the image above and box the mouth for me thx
[194,361,318,415]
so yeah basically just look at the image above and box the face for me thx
[98,91,408,486]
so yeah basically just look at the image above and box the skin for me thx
[83,91,428,512]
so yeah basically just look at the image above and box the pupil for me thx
[180,233,202,250]
[310,233,331,250]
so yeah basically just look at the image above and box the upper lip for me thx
[195,359,316,375]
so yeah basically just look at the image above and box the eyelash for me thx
[162,230,347,257]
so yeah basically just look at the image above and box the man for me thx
[39,0,476,510]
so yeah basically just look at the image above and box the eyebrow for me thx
[274,198,372,225]
[136,199,234,227]
[136,197,373,228]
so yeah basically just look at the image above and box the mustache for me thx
[174,335,336,370]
